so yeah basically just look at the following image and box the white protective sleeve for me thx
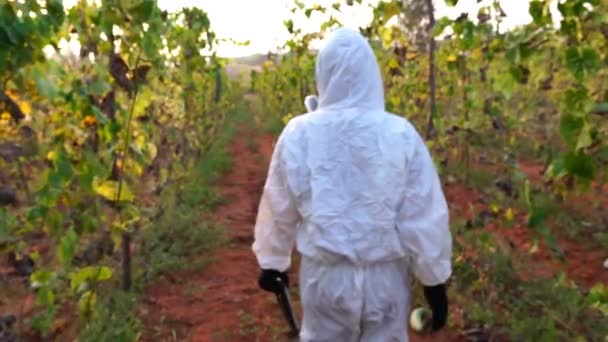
[396,133,452,286]
[252,132,302,272]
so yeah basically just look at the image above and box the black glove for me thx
[423,283,448,332]
[258,269,289,294]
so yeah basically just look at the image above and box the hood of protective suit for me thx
[315,28,385,111]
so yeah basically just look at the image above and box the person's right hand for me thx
[423,283,448,332]
[258,269,289,294]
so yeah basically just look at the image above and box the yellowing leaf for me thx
[117,158,143,177]
[529,240,539,254]
[490,203,500,214]
[82,115,97,127]
[470,47,483,60]
[447,54,458,63]
[505,208,515,221]
[6,89,18,98]
[509,136,516,146]
[282,113,294,125]
[112,215,141,231]
[92,177,135,202]
[46,150,56,162]
[29,251,41,262]
[390,96,401,106]
[70,266,112,292]
[576,123,594,151]
[78,290,96,318]
[19,101,31,115]
[133,134,157,162]
[147,142,158,160]
[405,51,419,60]
[159,168,169,184]
[388,57,400,70]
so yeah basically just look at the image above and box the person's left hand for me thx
[423,283,448,332]
[258,269,289,293]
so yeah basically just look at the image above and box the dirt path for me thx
[140,121,463,341]
[141,124,288,341]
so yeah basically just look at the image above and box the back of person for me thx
[282,106,422,265]
[253,27,452,342]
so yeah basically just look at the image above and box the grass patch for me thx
[78,291,141,342]
[436,226,608,341]
[246,92,285,135]
[133,107,236,284]
[134,192,225,283]
[263,115,285,135]
[441,159,495,192]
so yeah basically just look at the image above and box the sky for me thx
[154,0,542,57]
[62,0,553,58]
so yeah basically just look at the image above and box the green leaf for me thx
[30,306,56,335]
[33,68,57,100]
[30,270,56,289]
[564,151,595,180]
[53,149,73,182]
[592,103,608,115]
[142,34,158,60]
[91,106,109,125]
[558,0,589,18]
[523,180,532,208]
[565,47,602,81]
[432,17,452,37]
[494,70,517,99]
[559,113,584,148]
[509,65,527,84]
[0,208,17,242]
[130,0,156,23]
[565,47,582,80]
[588,284,608,304]
[560,18,578,37]
[506,46,519,64]
[284,19,294,34]
[581,47,601,71]
[446,0,459,6]
[37,287,55,306]
[58,229,78,265]
[89,78,111,97]
[545,156,567,179]
[529,1,546,24]
[528,206,547,228]
[564,87,589,112]
[461,21,475,50]
[26,205,48,223]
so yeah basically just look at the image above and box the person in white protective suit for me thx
[252,27,452,341]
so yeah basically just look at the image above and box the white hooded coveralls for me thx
[252,28,452,341]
